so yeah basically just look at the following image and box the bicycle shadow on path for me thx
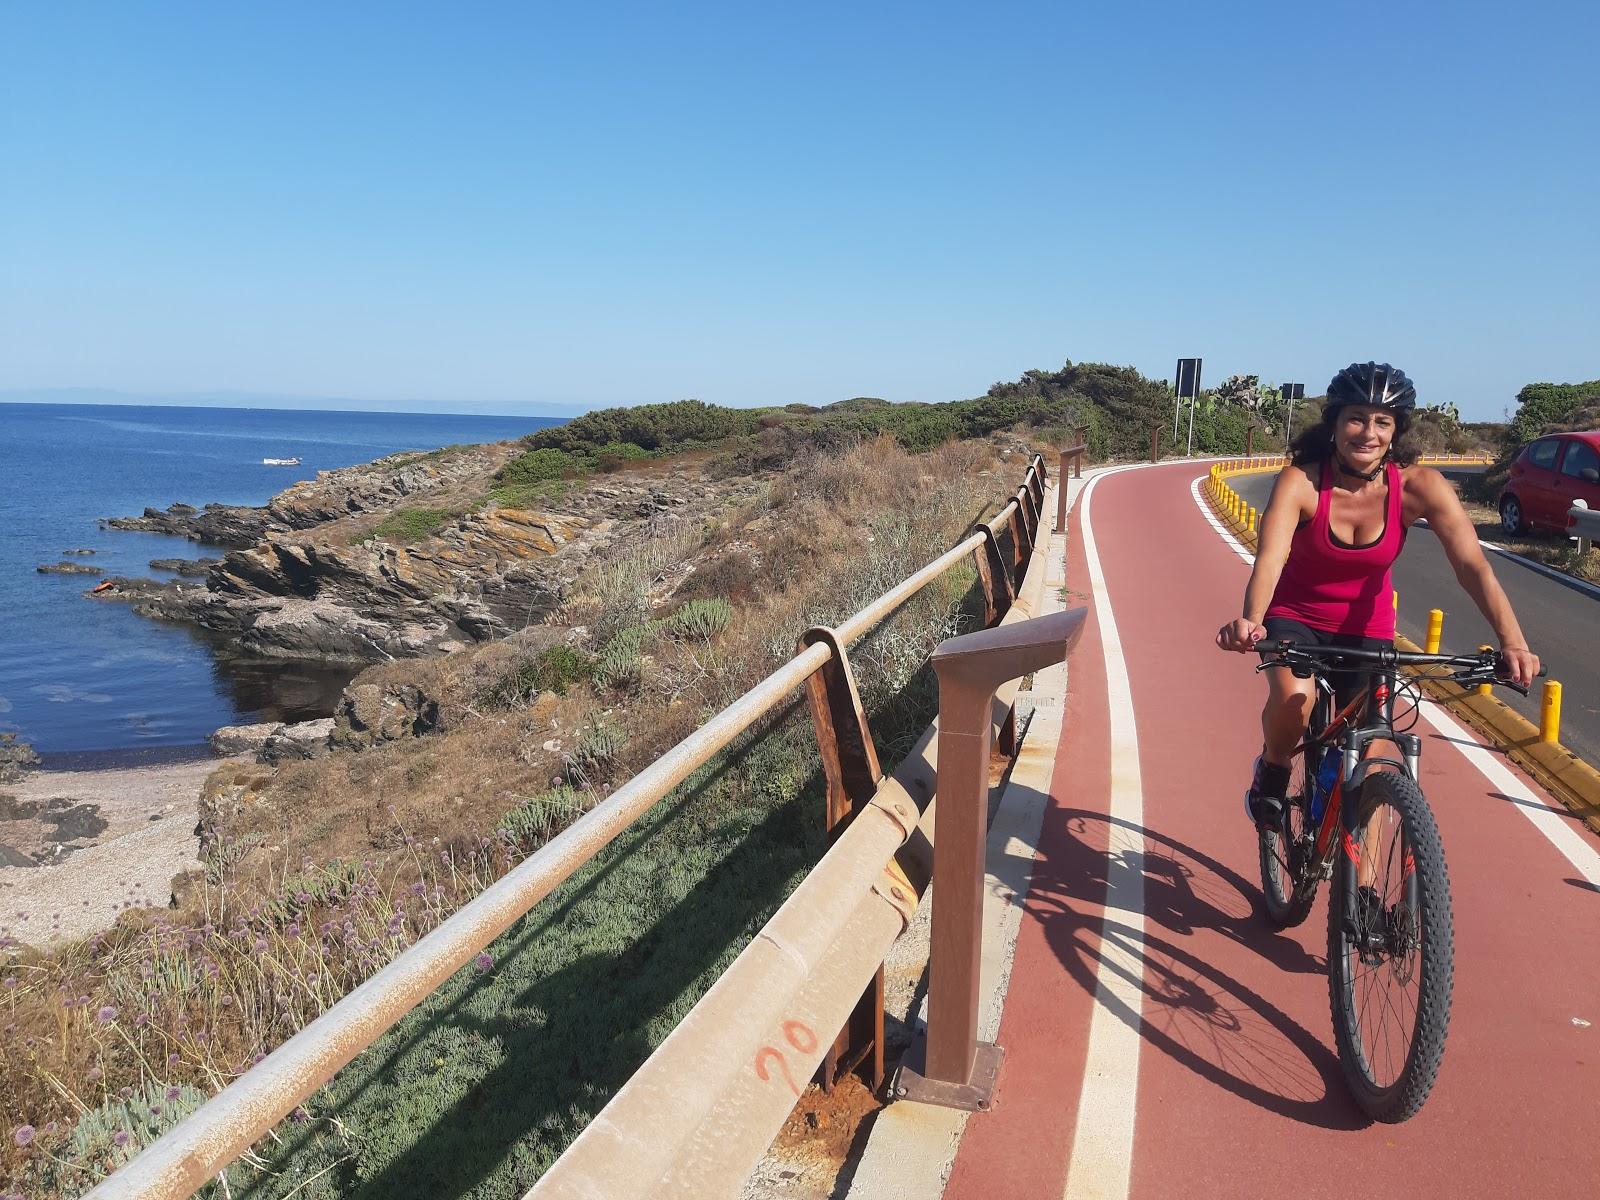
[1032,808,1367,1131]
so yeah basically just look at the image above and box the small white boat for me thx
[262,457,302,466]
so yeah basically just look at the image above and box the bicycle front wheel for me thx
[1327,771,1454,1122]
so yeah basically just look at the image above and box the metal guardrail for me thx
[530,475,1081,1196]
[89,453,1056,1200]
[1569,502,1598,554]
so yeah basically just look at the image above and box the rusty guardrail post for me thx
[797,626,887,1091]
[894,609,1086,1111]
[1056,437,1088,531]
[971,524,1015,627]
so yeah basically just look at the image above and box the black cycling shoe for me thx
[1245,787,1285,832]
[1244,755,1288,833]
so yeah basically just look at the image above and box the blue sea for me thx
[0,404,563,767]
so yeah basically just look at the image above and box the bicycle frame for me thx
[1295,670,1424,935]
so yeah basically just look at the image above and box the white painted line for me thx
[1415,700,1600,886]
[1060,468,1146,1200]
[1189,474,1600,889]
[844,466,1153,1200]
[1188,473,1253,565]
[1413,519,1600,601]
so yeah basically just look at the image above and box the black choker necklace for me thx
[1335,455,1383,482]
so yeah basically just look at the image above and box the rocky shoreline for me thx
[91,442,760,663]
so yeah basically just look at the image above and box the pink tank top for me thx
[1265,460,1404,639]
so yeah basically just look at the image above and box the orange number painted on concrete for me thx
[754,1019,818,1096]
[754,1045,800,1096]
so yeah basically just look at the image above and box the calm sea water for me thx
[0,403,563,767]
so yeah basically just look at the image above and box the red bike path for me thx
[943,461,1600,1200]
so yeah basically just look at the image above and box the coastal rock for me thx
[38,561,104,575]
[61,548,97,556]
[96,453,766,665]
[332,683,441,750]
[100,502,279,549]
[0,734,42,783]
[150,557,221,577]
[210,722,285,758]
[196,763,275,866]
[259,718,335,764]
[266,444,517,527]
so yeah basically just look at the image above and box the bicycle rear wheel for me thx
[1257,748,1317,927]
[1327,771,1454,1122]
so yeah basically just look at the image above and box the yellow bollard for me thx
[1425,608,1443,655]
[1393,588,1399,611]
[1248,506,1257,533]
[1541,680,1562,743]
[1476,644,1494,697]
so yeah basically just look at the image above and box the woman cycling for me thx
[1217,361,1540,830]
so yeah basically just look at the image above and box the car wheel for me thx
[1500,495,1524,536]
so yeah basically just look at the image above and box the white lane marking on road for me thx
[1188,471,1600,883]
[1415,700,1600,886]
[1188,474,1254,565]
[1062,467,1146,1200]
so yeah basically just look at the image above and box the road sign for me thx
[1175,358,1203,398]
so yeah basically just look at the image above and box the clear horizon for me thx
[3,3,1595,424]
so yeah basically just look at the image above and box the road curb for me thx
[1201,466,1600,837]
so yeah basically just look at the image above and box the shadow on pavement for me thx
[1033,808,1366,1131]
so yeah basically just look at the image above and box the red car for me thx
[1499,429,1600,535]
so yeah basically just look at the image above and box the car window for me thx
[1525,438,1560,469]
[1559,440,1600,481]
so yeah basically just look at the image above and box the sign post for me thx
[1281,382,1305,445]
[1175,358,1202,457]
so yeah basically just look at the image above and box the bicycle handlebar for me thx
[1255,640,1545,696]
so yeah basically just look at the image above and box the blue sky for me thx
[2,2,1594,420]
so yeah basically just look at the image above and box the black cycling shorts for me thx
[1258,616,1391,714]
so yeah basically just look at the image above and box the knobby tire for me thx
[1326,771,1454,1123]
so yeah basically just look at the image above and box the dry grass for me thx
[1459,499,1600,584]
[1,433,1009,1194]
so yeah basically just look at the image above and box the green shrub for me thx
[371,506,463,544]
[1507,380,1600,444]
[22,1081,215,1195]
[522,399,758,455]
[593,643,644,693]
[666,598,731,640]
[569,721,626,780]
[496,785,591,850]
[484,645,594,707]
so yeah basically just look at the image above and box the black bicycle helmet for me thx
[1325,362,1417,413]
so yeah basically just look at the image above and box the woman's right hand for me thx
[1216,618,1266,653]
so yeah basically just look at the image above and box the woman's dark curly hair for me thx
[1289,403,1419,469]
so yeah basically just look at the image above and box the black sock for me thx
[1255,760,1291,799]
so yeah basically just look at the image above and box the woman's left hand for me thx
[1500,644,1540,689]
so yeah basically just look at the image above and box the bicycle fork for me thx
[1337,731,1422,945]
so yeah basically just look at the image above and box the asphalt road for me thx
[1232,467,1600,767]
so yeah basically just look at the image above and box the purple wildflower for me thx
[113,1130,130,1147]
[13,1125,35,1148]
[165,1086,182,1101]
[96,1005,118,1024]
[474,952,493,972]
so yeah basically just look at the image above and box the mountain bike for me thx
[1252,641,1535,1123]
